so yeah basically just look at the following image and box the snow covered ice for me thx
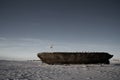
[0,60,120,80]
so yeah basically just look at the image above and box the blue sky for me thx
[0,0,120,60]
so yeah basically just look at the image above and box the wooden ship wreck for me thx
[37,52,113,64]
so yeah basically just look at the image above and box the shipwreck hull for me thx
[37,52,113,64]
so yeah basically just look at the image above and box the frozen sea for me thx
[0,60,120,80]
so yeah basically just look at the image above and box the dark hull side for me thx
[37,52,113,64]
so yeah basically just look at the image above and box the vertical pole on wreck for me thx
[50,44,53,52]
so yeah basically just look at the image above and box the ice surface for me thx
[0,60,120,80]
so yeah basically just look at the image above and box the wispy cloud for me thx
[0,37,58,60]
[0,37,49,47]
[0,37,120,60]
[0,37,7,41]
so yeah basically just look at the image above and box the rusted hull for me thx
[37,52,113,64]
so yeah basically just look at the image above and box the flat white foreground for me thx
[0,60,120,80]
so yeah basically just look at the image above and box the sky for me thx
[0,0,120,60]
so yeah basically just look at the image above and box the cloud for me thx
[0,37,120,60]
[0,37,7,41]
[19,38,43,42]
[0,37,49,47]
[0,37,57,60]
